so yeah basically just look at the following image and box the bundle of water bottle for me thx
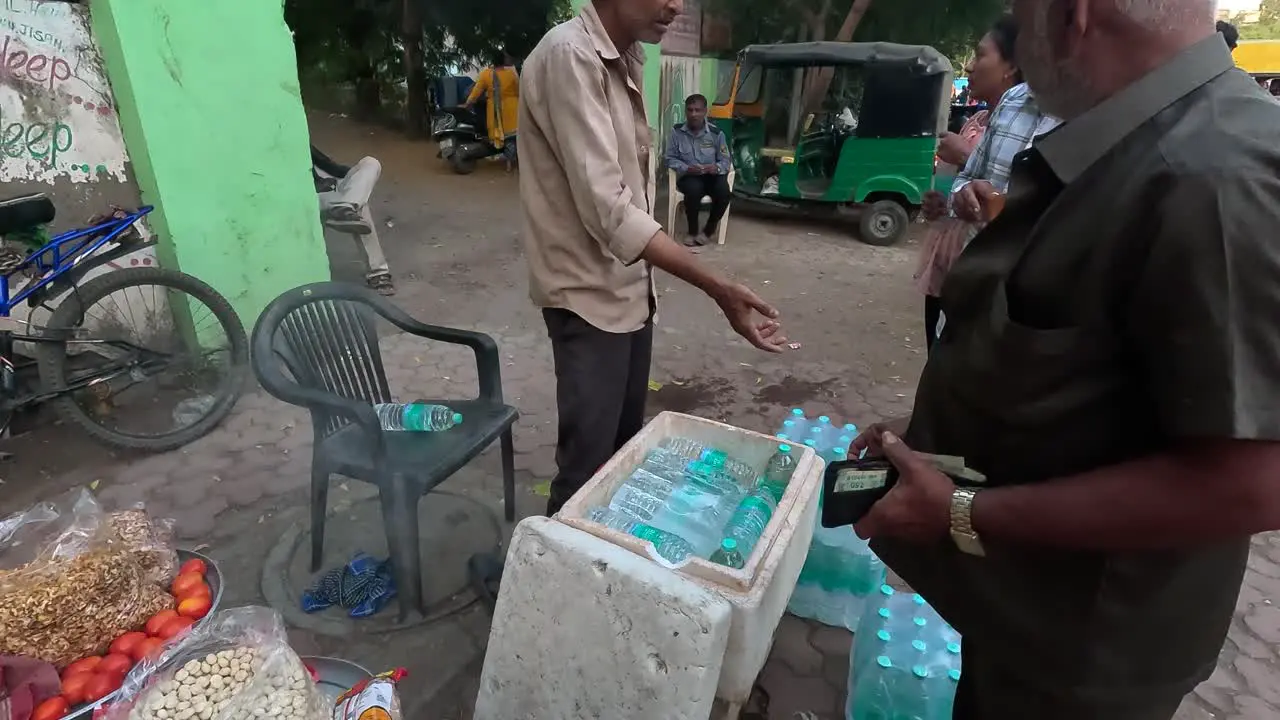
[847,585,963,720]
[779,409,888,630]
[587,436,799,568]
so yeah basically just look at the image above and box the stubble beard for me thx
[1020,4,1099,121]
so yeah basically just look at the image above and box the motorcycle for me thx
[431,106,514,175]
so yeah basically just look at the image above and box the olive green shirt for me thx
[875,36,1276,703]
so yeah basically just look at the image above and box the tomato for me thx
[131,636,165,662]
[62,656,102,678]
[144,609,179,637]
[176,581,211,602]
[32,696,69,720]
[176,595,212,620]
[178,558,207,576]
[61,672,91,704]
[108,631,147,657]
[170,572,205,598]
[157,615,195,639]
[83,672,122,703]
[98,653,133,677]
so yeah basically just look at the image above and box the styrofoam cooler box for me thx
[559,411,825,707]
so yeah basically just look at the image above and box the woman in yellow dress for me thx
[464,50,520,169]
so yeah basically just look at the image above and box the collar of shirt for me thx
[579,1,647,68]
[1036,35,1234,184]
[673,122,718,138]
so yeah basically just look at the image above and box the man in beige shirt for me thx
[520,0,787,514]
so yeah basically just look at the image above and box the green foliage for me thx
[705,0,1007,65]
[1236,0,1280,41]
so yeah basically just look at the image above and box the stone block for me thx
[474,517,731,720]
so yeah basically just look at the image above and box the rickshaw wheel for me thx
[859,199,910,247]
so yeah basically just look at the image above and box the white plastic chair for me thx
[667,168,736,245]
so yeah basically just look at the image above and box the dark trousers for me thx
[543,308,653,516]
[953,642,1187,720]
[924,295,942,352]
[676,173,731,236]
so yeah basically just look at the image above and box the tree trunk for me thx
[802,0,873,113]
[402,0,427,138]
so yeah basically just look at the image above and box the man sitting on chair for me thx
[665,94,732,247]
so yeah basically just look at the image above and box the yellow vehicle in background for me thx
[1234,40,1280,84]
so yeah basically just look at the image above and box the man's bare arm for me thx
[972,439,1280,550]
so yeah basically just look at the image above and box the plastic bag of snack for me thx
[109,507,178,587]
[103,606,331,720]
[332,668,406,720]
[0,490,171,668]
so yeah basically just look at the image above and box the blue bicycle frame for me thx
[0,205,154,317]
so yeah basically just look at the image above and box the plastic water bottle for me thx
[721,487,777,557]
[374,403,462,431]
[587,507,696,564]
[647,469,743,557]
[609,468,678,521]
[659,438,756,485]
[815,415,835,447]
[760,444,796,501]
[785,408,809,438]
[709,537,745,569]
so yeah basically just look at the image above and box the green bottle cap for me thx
[721,538,738,552]
[912,640,927,652]
[948,669,962,682]
[876,630,891,642]
[912,594,926,605]
[878,608,891,619]
[451,412,463,423]
[912,665,929,679]
[876,656,892,669]
[879,585,895,597]
[778,444,792,453]
[947,642,961,654]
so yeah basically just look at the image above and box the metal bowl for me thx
[62,548,224,719]
[301,656,374,707]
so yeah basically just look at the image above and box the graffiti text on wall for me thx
[0,0,129,183]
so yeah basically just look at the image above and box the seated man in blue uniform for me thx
[665,94,732,246]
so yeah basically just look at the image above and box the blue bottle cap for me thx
[947,642,961,654]
[843,423,857,432]
[878,608,891,619]
[791,408,805,417]
[948,669,962,682]
[837,435,852,446]
[914,617,928,628]
[912,594,926,605]
[912,665,929,679]
[912,640,927,652]
[721,538,738,552]
[879,585,895,597]
[452,412,464,423]
[778,444,792,453]
[783,419,797,428]
[818,415,831,423]
[804,439,817,447]
[832,448,847,457]
[776,434,789,441]
[876,656,892,669]
[876,630,891,642]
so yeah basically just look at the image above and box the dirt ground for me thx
[0,112,1273,720]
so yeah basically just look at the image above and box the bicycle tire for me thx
[35,266,248,452]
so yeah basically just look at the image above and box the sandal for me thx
[366,272,395,296]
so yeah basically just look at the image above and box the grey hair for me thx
[1113,0,1215,30]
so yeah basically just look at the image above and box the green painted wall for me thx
[89,0,329,324]
[569,0,662,134]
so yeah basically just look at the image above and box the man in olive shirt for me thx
[519,0,787,515]
[852,1,1280,718]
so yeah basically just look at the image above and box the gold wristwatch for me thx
[949,488,986,557]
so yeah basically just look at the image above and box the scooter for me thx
[432,106,511,175]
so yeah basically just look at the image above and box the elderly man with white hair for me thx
[849,1,1280,718]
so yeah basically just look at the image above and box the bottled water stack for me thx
[588,506,697,565]
[847,586,962,720]
[779,409,886,630]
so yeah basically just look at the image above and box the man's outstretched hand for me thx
[712,282,788,353]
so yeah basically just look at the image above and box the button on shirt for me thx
[517,3,661,334]
[665,123,732,176]
[875,36,1278,704]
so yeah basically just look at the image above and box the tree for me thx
[1237,0,1280,41]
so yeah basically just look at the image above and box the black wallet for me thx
[820,456,986,528]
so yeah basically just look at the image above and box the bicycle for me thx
[0,193,248,452]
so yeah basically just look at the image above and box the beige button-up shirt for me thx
[518,3,662,333]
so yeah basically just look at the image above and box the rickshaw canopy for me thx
[739,41,953,75]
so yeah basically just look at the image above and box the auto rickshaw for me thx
[1233,40,1280,93]
[710,42,952,246]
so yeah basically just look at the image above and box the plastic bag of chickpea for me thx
[102,607,330,720]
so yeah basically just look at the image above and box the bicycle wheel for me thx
[35,267,248,451]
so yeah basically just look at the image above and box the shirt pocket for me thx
[950,281,1124,428]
